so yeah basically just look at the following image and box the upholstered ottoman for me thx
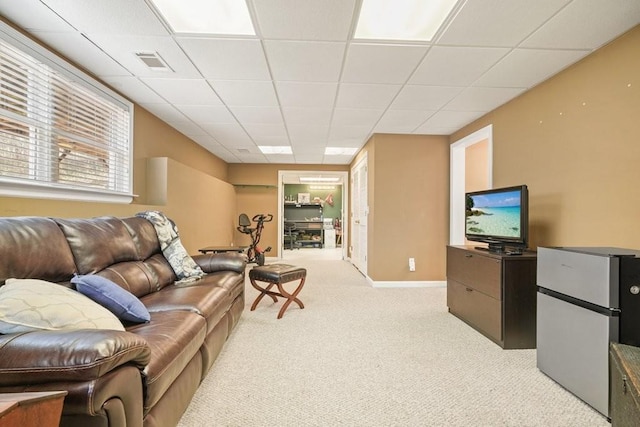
[248,264,306,319]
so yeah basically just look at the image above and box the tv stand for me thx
[446,245,537,349]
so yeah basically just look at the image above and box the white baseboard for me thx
[369,279,447,288]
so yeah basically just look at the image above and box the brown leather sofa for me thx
[0,215,247,427]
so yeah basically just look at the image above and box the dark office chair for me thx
[284,221,299,250]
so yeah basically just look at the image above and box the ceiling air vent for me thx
[135,52,173,72]
[237,148,250,153]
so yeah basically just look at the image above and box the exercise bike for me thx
[237,213,272,266]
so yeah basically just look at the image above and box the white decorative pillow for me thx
[0,278,125,334]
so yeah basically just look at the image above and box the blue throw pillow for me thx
[71,274,150,323]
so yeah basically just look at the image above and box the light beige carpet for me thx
[178,259,608,427]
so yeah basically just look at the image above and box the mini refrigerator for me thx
[536,247,640,417]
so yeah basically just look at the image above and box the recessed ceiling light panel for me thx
[259,146,292,154]
[354,0,458,42]
[150,0,256,35]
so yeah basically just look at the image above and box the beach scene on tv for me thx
[466,190,522,238]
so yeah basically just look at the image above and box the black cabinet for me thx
[283,203,323,248]
[446,245,537,349]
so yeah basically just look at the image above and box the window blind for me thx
[0,24,133,202]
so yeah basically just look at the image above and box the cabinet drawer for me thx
[447,247,501,300]
[447,279,502,342]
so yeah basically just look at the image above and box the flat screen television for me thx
[465,184,528,253]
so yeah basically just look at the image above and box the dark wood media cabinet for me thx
[446,245,537,349]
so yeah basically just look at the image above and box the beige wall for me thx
[228,163,350,257]
[353,134,450,282]
[465,139,489,192]
[451,25,640,249]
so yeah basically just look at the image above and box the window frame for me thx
[0,21,134,204]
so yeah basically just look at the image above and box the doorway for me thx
[450,124,493,245]
[350,154,367,275]
[277,170,349,261]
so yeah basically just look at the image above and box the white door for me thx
[350,155,367,275]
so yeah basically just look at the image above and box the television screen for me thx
[465,185,528,251]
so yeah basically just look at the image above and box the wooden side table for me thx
[0,391,67,427]
[198,246,247,254]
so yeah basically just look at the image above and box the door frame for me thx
[450,124,493,245]
[350,154,368,275]
[277,170,349,259]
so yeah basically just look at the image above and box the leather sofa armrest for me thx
[193,252,247,275]
[0,329,151,387]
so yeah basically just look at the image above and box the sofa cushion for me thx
[121,217,162,261]
[126,310,207,412]
[72,274,151,323]
[0,217,77,284]
[141,283,230,334]
[56,217,139,274]
[0,278,124,333]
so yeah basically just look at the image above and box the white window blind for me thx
[0,22,133,203]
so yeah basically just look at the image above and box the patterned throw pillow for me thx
[0,278,125,334]
[72,274,150,323]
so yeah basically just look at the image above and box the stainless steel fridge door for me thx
[537,291,619,417]
[537,247,619,308]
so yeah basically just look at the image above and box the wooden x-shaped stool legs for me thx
[249,264,307,319]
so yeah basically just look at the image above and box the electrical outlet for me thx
[409,257,416,272]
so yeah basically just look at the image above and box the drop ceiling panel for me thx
[476,48,589,88]
[102,77,165,104]
[275,82,338,108]
[288,125,329,142]
[391,85,463,110]
[171,122,211,139]
[30,31,131,77]
[420,110,484,130]
[290,145,325,155]
[86,34,200,78]
[521,0,640,49]
[203,123,254,146]
[174,105,236,124]
[294,154,325,164]
[244,123,289,139]
[374,110,435,133]
[140,103,189,126]
[252,0,356,41]
[410,46,510,86]
[266,154,296,163]
[413,123,458,135]
[210,80,278,107]
[331,108,383,128]
[437,0,570,46]
[237,153,270,163]
[140,79,223,106]
[341,44,428,84]
[0,0,74,32]
[336,84,402,109]
[445,87,526,112]
[322,154,353,164]
[328,125,372,140]
[265,41,346,82]
[40,0,169,36]
[228,106,284,125]
[177,38,271,80]
[283,108,333,126]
